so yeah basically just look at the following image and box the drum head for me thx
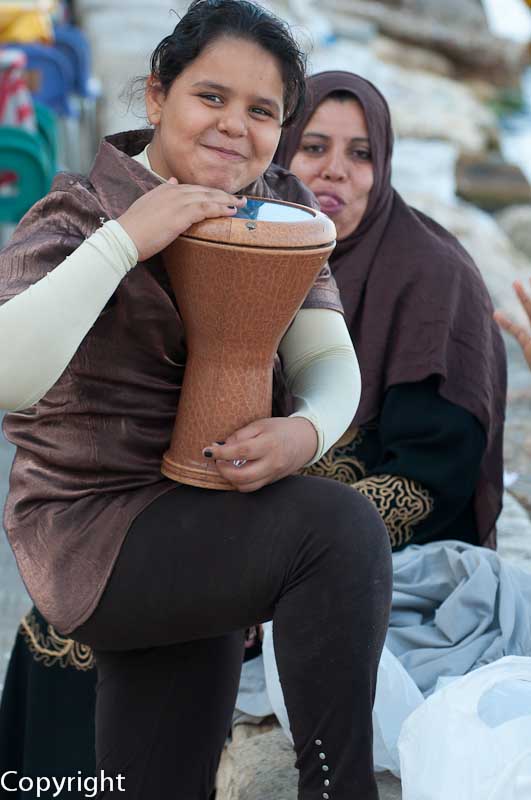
[234,197,315,222]
[180,195,336,250]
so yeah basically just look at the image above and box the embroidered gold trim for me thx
[354,474,433,549]
[302,427,367,484]
[20,612,95,671]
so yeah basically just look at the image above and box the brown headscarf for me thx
[275,71,507,546]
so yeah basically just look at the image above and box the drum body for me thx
[161,197,336,490]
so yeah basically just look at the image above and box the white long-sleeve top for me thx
[0,147,361,463]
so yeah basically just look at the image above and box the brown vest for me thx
[0,130,342,634]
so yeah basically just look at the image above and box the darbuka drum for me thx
[161,196,336,490]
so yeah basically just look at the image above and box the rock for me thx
[322,0,527,85]
[328,17,377,44]
[456,154,531,211]
[378,0,489,30]
[216,723,402,800]
[217,723,297,800]
[266,0,378,45]
[393,139,458,205]
[496,205,531,261]
[464,79,499,104]
[501,489,531,568]
[372,36,456,78]
[310,40,498,153]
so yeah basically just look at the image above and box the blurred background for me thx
[1,0,531,686]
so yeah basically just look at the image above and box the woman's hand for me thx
[117,179,247,261]
[203,417,318,493]
[494,279,531,370]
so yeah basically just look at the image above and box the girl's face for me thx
[289,98,374,240]
[146,36,284,193]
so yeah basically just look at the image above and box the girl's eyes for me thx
[198,94,273,118]
[250,107,273,118]
[200,93,223,104]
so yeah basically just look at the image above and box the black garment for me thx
[305,377,486,549]
[0,608,96,798]
[71,476,392,800]
[0,608,263,800]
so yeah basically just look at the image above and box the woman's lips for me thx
[202,144,246,161]
[316,193,345,214]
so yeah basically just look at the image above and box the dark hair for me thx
[148,0,307,127]
[326,90,359,103]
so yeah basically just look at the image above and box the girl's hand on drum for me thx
[117,181,247,262]
[203,417,318,492]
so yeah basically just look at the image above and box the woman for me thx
[0,6,391,800]
[276,71,507,551]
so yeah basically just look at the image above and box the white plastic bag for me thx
[398,656,531,800]
[262,622,423,777]
[372,646,424,777]
[262,621,292,742]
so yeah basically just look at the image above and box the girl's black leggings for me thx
[72,475,392,800]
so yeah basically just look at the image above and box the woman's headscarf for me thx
[275,71,507,546]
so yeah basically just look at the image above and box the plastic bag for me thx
[262,622,423,777]
[372,646,424,776]
[398,656,531,800]
[262,621,292,742]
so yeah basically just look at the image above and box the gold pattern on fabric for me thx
[302,426,367,484]
[20,612,95,671]
[354,474,433,548]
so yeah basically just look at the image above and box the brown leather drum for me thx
[161,196,336,490]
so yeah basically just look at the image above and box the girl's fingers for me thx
[183,199,244,228]
[167,184,246,207]
[192,202,240,221]
[214,457,270,489]
[204,433,268,463]
[227,420,268,441]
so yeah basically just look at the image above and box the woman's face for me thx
[289,98,374,239]
[146,36,284,193]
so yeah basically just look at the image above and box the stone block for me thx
[373,36,455,78]
[496,205,531,261]
[310,40,498,153]
[456,154,531,211]
[216,723,402,800]
[320,0,526,85]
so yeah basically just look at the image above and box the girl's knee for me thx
[299,477,390,560]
